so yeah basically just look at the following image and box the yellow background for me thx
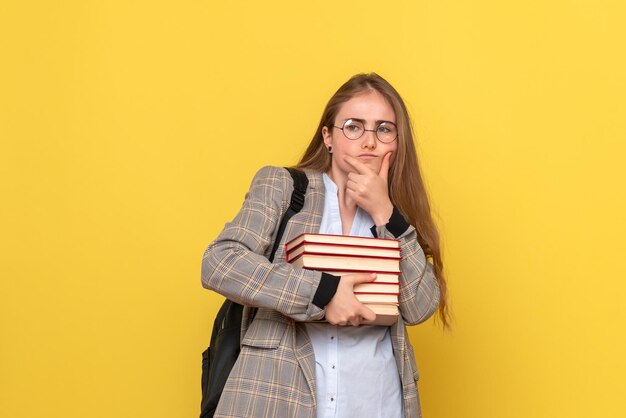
[1,1,625,417]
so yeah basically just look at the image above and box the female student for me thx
[202,73,448,418]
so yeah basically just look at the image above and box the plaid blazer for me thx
[202,166,440,418]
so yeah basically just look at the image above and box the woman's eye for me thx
[378,126,391,134]
[346,124,361,132]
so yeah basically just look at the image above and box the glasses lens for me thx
[377,122,398,143]
[342,119,364,140]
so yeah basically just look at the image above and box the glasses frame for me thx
[332,118,398,144]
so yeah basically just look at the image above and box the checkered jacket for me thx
[202,166,440,418]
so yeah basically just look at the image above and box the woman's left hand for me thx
[344,153,394,226]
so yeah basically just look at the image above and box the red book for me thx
[353,282,400,294]
[288,241,400,259]
[286,233,400,251]
[365,305,399,326]
[319,270,401,284]
[355,292,399,305]
[288,252,401,272]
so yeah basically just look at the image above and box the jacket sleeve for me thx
[371,208,440,325]
[201,166,336,322]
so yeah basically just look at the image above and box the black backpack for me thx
[200,168,309,418]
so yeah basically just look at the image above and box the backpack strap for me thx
[269,167,309,262]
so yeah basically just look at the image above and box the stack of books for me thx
[286,233,401,326]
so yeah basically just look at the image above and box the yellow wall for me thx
[1,1,625,417]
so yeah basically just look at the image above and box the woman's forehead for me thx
[336,91,396,123]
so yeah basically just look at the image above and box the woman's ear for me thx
[322,126,332,148]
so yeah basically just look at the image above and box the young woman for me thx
[202,73,448,418]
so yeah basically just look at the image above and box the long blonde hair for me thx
[296,73,450,328]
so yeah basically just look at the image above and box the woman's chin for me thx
[362,160,381,172]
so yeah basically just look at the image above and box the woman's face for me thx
[322,90,398,180]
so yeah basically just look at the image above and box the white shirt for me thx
[304,173,403,418]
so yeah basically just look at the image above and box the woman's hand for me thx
[344,153,393,226]
[325,273,377,326]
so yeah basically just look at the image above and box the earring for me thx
[328,146,332,154]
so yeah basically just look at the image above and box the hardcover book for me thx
[365,305,400,326]
[286,233,400,251]
[287,242,400,259]
[288,252,401,272]
[355,293,400,305]
[353,282,400,294]
[322,270,401,284]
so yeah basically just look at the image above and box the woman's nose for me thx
[361,130,377,149]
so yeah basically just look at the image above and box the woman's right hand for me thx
[325,273,377,326]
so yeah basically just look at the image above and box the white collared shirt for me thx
[304,173,403,418]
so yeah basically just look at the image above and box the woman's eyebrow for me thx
[344,117,396,124]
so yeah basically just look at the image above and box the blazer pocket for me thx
[241,318,289,349]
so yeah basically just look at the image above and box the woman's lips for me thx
[358,154,377,160]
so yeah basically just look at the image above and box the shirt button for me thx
[330,397,335,402]
[330,336,334,340]
[331,364,336,369]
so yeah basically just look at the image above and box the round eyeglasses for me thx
[333,119,398,144]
